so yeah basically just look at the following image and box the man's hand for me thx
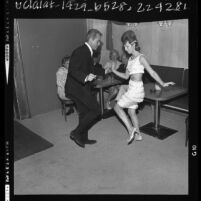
[85,73,97,82]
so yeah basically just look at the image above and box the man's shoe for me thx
[84,139,97,144]
[70,132,85,148]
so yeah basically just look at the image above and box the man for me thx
[92,51,105,78]
[65,29,102,148]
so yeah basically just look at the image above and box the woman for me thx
[112,30,174,145]
[56,55,74,115]
[103,49,122,109]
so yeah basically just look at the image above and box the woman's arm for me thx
[104,62,112,74]
[140,56,174,87]
[112,67,130,80]
[56,69,66,87]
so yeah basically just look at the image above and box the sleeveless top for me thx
[127,54,144,75]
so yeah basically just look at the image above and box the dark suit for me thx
[92,63,105,77]
[65,44,101,140]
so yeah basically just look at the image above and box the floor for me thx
[14,105,188,194]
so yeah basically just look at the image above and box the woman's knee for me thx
[128,108,136,116]
[114,102,121,111]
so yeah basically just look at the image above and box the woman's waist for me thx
[129,74,143,82]
[130,73,143,82]
[129,79,144,86]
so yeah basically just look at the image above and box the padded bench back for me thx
[143,65,184,87]
[182,68,188,89]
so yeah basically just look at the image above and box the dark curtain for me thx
[14,19,31,120]
[106,21,127,51]
[106,21,113,50]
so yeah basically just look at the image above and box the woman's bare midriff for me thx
[130,73,143,81]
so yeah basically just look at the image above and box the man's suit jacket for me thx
[65,44,96,106]
[93,63,105,77]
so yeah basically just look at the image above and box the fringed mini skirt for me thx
[117,80,145,109]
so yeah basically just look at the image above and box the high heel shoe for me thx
[127,127,136,145]
[134,131,143,141]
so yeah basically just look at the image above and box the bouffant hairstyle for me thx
[121,30,140,52]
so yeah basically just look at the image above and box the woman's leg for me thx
[107,87,118,101]
[113,103,133,135]
[128,107,143,140]
[106,87,118,109]
[128,108,140,133]
[115,85,128,101]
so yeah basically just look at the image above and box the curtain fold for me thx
[106,20,113,50]
[106,21,127,51]
[14,19,31,119]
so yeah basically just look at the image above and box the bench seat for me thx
[143,65,189,114]
[163,95,189,113]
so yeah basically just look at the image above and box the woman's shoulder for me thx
[138,53,144,58]
[58,66,67,70]
[138,54,147,63]
[57,67,67,73]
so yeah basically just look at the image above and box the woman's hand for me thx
[105,67,112,74]
[111,65,116,72]
[108,68,112,73]
[163,82,175,87]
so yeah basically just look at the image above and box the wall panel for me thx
[18,19,87,116]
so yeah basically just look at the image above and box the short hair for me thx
[61,55,70,66]
[121,30,140,51]
[86,29,102,42]
[109,49,120,60]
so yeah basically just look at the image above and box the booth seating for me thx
[143,65,189,146]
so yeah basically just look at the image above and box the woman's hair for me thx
[61,55,70,66]
[109,49,120,60]
[121,30,140,51]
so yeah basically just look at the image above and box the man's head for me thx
[86,29,102,51]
